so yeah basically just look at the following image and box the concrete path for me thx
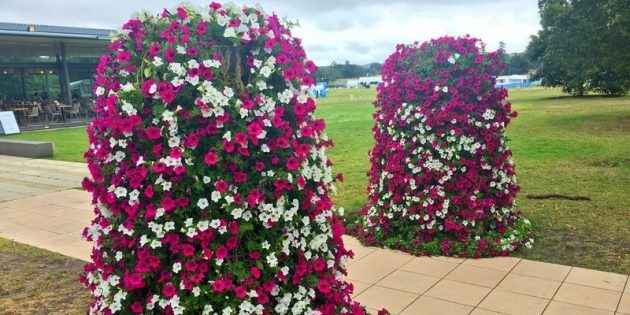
[0,155,628,314]
[0,155,88,202]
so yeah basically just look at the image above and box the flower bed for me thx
[348,36,533,257]
[80,3,363,314]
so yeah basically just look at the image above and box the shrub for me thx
[348,36,533,257]
[81,3,363,314]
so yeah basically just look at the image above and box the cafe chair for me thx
[66,103,82,121]
[45,104,62,123]
[27,106,42,125]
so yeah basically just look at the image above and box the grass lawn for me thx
[2,126,88,163]
[0,237,89,314]
[3,87,629,274]
[319,87,630,274]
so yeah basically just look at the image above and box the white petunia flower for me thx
[197,198,209,209]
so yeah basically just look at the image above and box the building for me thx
[343,76,382,88]
[0,22,114,104]
[495,74,540,89]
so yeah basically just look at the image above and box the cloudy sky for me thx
[0,0,541,66]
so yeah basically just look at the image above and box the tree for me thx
[527,0,630,96]
[505,53,535,74]
[314,61,382,82]
[499,52,536,75]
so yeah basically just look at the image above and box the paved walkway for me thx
[0,155,88,202]
[0,189,92,261]
[0,155,628,314]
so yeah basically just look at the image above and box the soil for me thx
[0,238,89,314]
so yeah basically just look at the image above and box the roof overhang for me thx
[0,22,116,58]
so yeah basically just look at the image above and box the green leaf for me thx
[240,222,254,234]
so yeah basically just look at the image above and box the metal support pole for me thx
[20,68,26,99]
[44,70,49,97]
[61,43,72,105]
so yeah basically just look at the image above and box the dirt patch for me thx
[0,238,89,314]
[577,114,630,133]
[589,157,630,167]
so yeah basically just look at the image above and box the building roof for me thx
[497,74,529,80]
[0,22,115,40]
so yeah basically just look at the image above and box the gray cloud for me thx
[0,0,541,65]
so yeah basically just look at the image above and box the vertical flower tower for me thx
[350,36,533,257]
[81,3,363,314]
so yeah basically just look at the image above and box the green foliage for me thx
[501,52,537,75]
[527,0,630,96]
[314,61,381,82]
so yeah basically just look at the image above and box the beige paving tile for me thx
[347,259,395,284]
[400,256,460,278]
[342,235,361,246]
[2,183,55,195]
[346,245,376,261]
[0,220,21,232]
[0,197,50,210]
[400,296,473,315]
[349,280,371,298]
[46,207,92,221]
[354,285,418,314]
[463,257,521,272]
[0,209,28,221]
[26,192,75,203]
[445,265,507,288]
[0,191,30,202]
[432,256,467,264]
[56,241,92,261]
[553,283,621,311]
[11,230,62,247]
[511,260,572,282]
[478,290,549,315]
[57,200,92,211]
[19,202,62,214]
[618,292,630,314]
[59,248,91,262]
[44,220,86,237]
[376,270,440,294]
[564,267,628,292]
[425,279,491,306]
[496,273,562,299]
[37,234,81,249]
[53,239,89,255]
[360,249,414,269]
[9,213,72,230]
[0,224,38,239]
[47,196,90,207]
[470,309,508,315]
[543,301,614,315]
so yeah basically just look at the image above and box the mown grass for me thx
[3,126,88,163]
[0,237,89,314]
[3,87,629,274]
[317,87,630,274]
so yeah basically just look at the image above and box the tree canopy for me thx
[527,0,630,95]
[314,61,381,82]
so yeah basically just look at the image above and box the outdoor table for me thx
[11,107,30,125]
[56,104,72,122]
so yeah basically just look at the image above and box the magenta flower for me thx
[348,36,532,258]
[82,2,364,314]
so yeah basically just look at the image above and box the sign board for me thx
[0,111,20,135]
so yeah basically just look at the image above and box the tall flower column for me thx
[81,3,363,314]
[350,36,533,257]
